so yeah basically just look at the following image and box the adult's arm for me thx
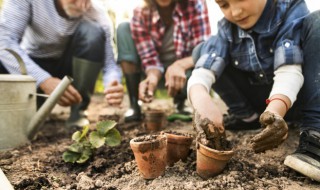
[0,0,51,86]
[88,1,122,88]
[130,7,164,73]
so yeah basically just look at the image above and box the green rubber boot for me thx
[124,72,142,122]
[66,57,103,128]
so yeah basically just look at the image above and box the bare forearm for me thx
[265,94,291,118]
[189,84,210,107]
[174,56,194,71]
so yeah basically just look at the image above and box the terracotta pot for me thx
[130,135,167,179]
[196,142,234,179]
[162,131,193,166]
[144,110,166,131]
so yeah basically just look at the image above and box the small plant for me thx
[62,120,121,164]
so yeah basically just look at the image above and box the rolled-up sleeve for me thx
[194,20,230,78]
[273,1,309,69]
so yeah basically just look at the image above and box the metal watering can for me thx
[0,49,72,150]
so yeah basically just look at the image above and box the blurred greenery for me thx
[94,73,170,99]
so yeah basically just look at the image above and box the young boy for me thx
[188,0,320,181]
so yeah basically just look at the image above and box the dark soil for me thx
[0,94,319,190]
[162,130,193,138]
[132,135,159,143]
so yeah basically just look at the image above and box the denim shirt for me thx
[196,0,309,85]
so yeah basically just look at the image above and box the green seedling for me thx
[62,120,121,164]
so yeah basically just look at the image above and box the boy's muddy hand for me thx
[250,111,288,153]
[193,111,225,149]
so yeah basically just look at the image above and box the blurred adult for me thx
[0,0,124,127]
[117,0,211,122]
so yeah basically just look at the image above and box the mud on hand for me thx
[250,111,288,153]
[193,111,226,150]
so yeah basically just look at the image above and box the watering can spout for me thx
[27,76,73,139]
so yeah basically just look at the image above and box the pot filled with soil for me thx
[193,112,234,179]
[196,141,234,179]
[161,130,193,166]
[144,109,166,131]
[98,114,120,123]
[130,134,167,179]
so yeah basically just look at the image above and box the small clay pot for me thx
[130,135,167,179]
[144,110,166,131]
[196,142,234,179]
[98,114,120,122]
[161,131,193,166]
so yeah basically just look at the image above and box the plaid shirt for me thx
[130,0,211,71]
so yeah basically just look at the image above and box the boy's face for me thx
[155,0,174,8]
[215,0,267,29]
[60,0,91,18]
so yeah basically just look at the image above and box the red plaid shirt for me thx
[130,0,211,71]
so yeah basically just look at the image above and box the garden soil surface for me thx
[1,94,319,190]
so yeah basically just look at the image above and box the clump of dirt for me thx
[193,111,232,151]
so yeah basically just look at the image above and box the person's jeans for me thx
[299,10,320,130]
[33,20,105,79]
[116,22,141,66]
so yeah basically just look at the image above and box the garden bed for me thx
[0,95,319,190]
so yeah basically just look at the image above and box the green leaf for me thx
[105,128,121,147]
[71,131,82,142]
[96,120,117,136]
[76,148,92,164]
[71,126,89,142]
[68,143,83,153]
[89,131,106,148]
[62,151,81,163]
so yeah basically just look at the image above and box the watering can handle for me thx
[3,48,27,75]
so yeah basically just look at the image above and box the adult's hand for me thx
[104,80,124,106]
[250,111,288,153]
[165,61,186,97]
[139,69,161,103]
[39,77,82,107]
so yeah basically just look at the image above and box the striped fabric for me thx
[0,0,121,87]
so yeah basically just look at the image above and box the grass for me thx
[94,72,170,99]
